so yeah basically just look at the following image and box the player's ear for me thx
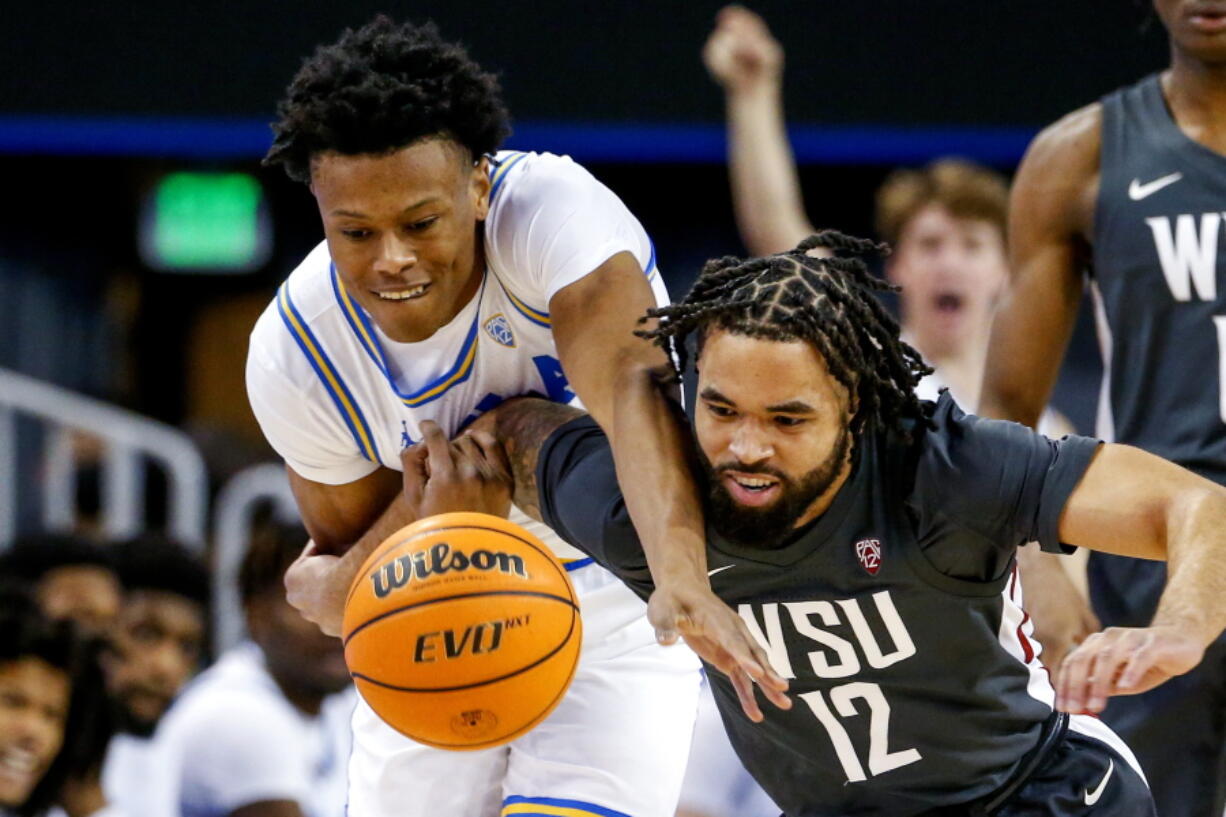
[472,155,492,221]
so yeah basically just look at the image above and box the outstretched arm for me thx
[703,5,814,255]
[548,251,789,718]
[1054,444,1226,713]
[465,398,584,523]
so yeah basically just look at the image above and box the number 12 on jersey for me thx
[800,683,922,783]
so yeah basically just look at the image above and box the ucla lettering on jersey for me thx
[247,150,669,561]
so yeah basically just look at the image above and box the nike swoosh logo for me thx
[1084,759,1114,806]
[1129,172,1183,201]
[707,564,736,577]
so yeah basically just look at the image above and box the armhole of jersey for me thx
[486,150,660,317]
[275,282,381,464]
[485,152,553,328]
[1093,91,1122,255]
[491,269,553,329]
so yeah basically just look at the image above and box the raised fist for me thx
[702,5,784,94]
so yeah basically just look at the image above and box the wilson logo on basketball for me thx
[855,538,882,575]
[370,541,529,598]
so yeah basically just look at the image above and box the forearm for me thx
[725,86,814,255]
[476,397,586,522]
[607,366,709,588]
[1017,544,1084,602]
[332,494,418,578]
[285,489,420,635]
[1152,486,1226,646]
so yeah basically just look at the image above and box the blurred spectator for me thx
[0,585,110,817]
[0,535,121,638]
[702,5,1061,418]
[154,523,353,817]
[98,537,209,817]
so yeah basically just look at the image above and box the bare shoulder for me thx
[1013,102,1103,239]
[1027,102,1102,167]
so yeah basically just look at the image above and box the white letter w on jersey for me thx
[1146,213,1221,302]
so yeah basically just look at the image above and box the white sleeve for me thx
[246,336,380,486]
[486,154,652,303]
[171,697,312,813]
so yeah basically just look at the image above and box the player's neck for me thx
[1164,57,1226,152]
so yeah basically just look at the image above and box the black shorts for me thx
[994,714,1154,817]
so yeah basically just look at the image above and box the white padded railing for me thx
[0,367,208,551]
[211,463,300,650]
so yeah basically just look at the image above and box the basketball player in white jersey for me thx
[245,16,787,817]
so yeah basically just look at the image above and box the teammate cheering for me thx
[431,234,1226,815]
[979,2,1226,813]
[246,16,784,817]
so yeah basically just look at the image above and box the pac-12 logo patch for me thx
[484,314,516,347]
[855,538,882,575]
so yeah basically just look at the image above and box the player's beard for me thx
[700,423,853,550]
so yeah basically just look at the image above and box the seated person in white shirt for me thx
[0,586,109,817]
[156,522,354,817]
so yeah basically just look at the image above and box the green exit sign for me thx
[139,172,271,273]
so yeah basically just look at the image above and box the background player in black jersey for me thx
[979,2,1226,814]
[403,235,1226,816]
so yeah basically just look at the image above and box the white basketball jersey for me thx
[247,151,667,560]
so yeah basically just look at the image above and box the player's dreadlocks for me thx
[638,231,934,441]
[265,15,511,183]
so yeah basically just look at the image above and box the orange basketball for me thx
[342,511,582,751]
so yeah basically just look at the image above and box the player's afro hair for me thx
[265,15,511,183]
[637,232,934,443]
[0,534,114,582]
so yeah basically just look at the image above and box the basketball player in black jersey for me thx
[979,2,1226,814]
[403,234,1226,816]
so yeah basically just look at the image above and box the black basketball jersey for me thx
[1090,74,1226,628]
[1095,73,1226,483]
[539,394,1101,817]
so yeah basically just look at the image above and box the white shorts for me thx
[347,562,703,817]
[676,675,780,817]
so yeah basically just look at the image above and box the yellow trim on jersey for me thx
[502,804,614,817]
[407,336,479,406]
[489,150,528,198]
[503,285,552,327]
[277,286,379,462]
[335,276,382,367]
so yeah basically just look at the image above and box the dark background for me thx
[4,1,1165,125]
[0,2,1172,452]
